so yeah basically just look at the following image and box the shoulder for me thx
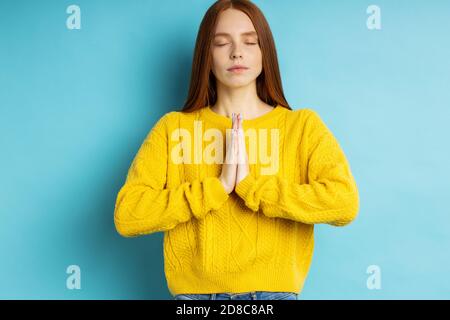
[160,109,201,123]
[285,107,322,122]
[146,110,180,140]
[283,107,336,150]
[151,108,203,135]
[153,109,184,127]
[283,107,327,131]
[158,110,180,123]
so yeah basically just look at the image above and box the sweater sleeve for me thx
[234,109,359,227]
[114,113,230,237]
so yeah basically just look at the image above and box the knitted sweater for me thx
[113,104,359,296]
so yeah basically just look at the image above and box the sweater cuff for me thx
[204,176,230,212]
[235,174,258,212]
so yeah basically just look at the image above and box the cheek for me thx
[212,51,226,70]
[249,50,263,70]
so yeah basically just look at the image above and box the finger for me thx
[236,118,242,164]
[225,129,231,164]
[226,115,235,164]
[233,122,239,160]
[238,125,246,164]
[235,114,240,149]
[233,116,237,140]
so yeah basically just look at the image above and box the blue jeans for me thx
[174,291,298,300]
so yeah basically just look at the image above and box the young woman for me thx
[114,0,359,300]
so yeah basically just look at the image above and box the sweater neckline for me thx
[202,104,283,127]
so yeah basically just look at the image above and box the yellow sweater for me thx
[114,105,359,296]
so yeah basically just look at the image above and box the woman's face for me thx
[211,9,262,89]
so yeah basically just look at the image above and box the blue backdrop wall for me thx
[1,0,449,299]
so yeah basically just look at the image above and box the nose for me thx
[230,45,243,60]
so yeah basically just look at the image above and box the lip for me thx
[227,65,249,71]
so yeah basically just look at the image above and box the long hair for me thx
[181,0,291,113]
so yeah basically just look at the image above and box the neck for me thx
[212,81,267,118]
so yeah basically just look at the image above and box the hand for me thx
[219,113,239,194]
[236,113,250,186]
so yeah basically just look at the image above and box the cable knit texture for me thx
[114,104,359,296]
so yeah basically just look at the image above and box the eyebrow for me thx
[214,31,258,38]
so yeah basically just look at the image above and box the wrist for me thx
[219,175,233,194]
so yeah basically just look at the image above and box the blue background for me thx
[1,0,449,299]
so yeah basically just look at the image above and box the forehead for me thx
[214,9,257,37]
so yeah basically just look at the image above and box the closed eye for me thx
[214,42,258,46]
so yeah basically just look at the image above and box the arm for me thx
[234,109,359,227]
[114,113,229,237]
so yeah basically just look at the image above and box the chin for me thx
[225,76,255,85]
[226,81,252,89]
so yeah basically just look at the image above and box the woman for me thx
[114,0,359,300]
